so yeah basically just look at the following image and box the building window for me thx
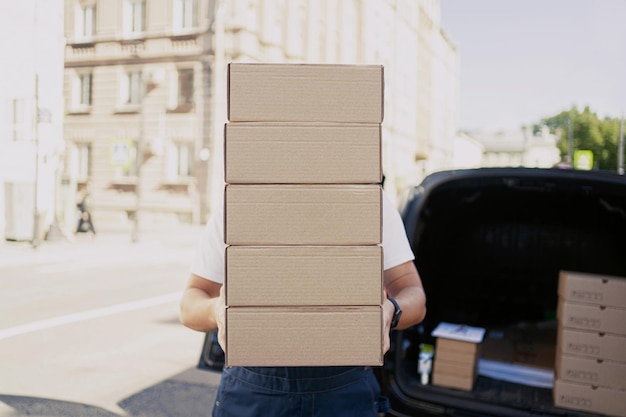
[124,0,146,35]
[79,73,93,106]
[10,98,31,142]
[176,143,193,176]
[120,70,142,106]
[76,143,92,179]
[174,0,198,31]
[178,69,194,105]
[167,142,193,179]
[76,1,97,39]
[71,71,93,111]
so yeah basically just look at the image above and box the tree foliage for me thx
[535,106,623,171]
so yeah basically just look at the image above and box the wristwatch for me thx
[388,297,402,329]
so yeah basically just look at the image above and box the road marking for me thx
[0,292,182,341]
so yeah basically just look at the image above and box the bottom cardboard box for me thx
[226,306,382,367]
[432,372,475,391]
[553,379,626,417]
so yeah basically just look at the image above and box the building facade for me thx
[1,0,65,242]
[63,0,459,233]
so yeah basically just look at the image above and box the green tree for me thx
[536,106,622,171]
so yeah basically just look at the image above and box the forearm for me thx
[389,285,426,330]
[179,287,221,332]
[384,260,427,330]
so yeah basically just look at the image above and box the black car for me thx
[199,167,626,417]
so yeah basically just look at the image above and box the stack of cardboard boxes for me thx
[223,63,385,367]
[554,270,626,417]
[431,322,485,391]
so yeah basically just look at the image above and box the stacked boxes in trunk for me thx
[431,322,486,391]
[554,271,626,417]
[224,63,385,367]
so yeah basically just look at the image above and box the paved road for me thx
[0,226,223,417]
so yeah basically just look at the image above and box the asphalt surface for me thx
[0,224,223,417]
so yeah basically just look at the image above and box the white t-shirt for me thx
[191,190,415,283]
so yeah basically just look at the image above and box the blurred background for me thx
[0,0,624,242]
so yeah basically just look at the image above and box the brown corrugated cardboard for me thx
[553,379,626,417]
[481,322,556,370]
[559,271,626,308]
[227,63,384,123]
[436,338,481,357]
[558,299,626,335]
[432,372,476,391]
[557,327,626,362]
[224,184,382,245]
[557,354,626,390]
[226,245,383,307]
[225,306,382,367]
[433,359,476,378]
[224,122,382,184]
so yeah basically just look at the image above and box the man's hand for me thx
[382,298,395,354]
[215,285,226,351]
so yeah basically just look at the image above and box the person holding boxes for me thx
[179,63,426,417]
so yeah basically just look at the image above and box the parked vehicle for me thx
[199,167,626,417]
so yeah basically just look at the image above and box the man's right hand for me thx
[215,285,226,351]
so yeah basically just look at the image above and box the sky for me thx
[440,0,626,132]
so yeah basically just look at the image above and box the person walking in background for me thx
[179,191,427,417]
[75,183,96,236]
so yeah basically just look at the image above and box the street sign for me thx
[109,139,134,169]
[574,150,594,170]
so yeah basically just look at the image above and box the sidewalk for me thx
[0,223,205,269]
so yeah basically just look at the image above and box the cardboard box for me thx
[558,299,626,336]
[224,184,381,245]
[225,245,383,306]
[435,338,482,363]
[553,379,626,417]
[559,271,626,309]
[557,354,626,390]
[225,306,382,367]
[433,360,476,378]
[481,321,556,371]
[557,327,626,362]
[224,122,382,184]
[227,63,384,123]
[432,372,476,391]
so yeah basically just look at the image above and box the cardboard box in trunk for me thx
[558,299,626,336]
[226,245,383,307]
[557,327,626,363]
[432,372,476,391]
[559,271,626,309]
[227,63,384,123]
[553,379,626,417]
[224,122,382,184]
[481,321,556,371]
[225,306,382,367]
[224,184,382,245]
[431,323,485,391]
[557,353,626,390]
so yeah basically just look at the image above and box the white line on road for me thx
[0,292,182,341]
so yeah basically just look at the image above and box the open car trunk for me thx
[384,168,626,417]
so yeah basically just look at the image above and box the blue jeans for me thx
[212,366,390,417]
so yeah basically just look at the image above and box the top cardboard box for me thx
[227,63,384,123]
[559,270,626,309]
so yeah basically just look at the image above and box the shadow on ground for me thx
[0,367,220,417]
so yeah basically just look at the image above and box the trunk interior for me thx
[393,171,626,416]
